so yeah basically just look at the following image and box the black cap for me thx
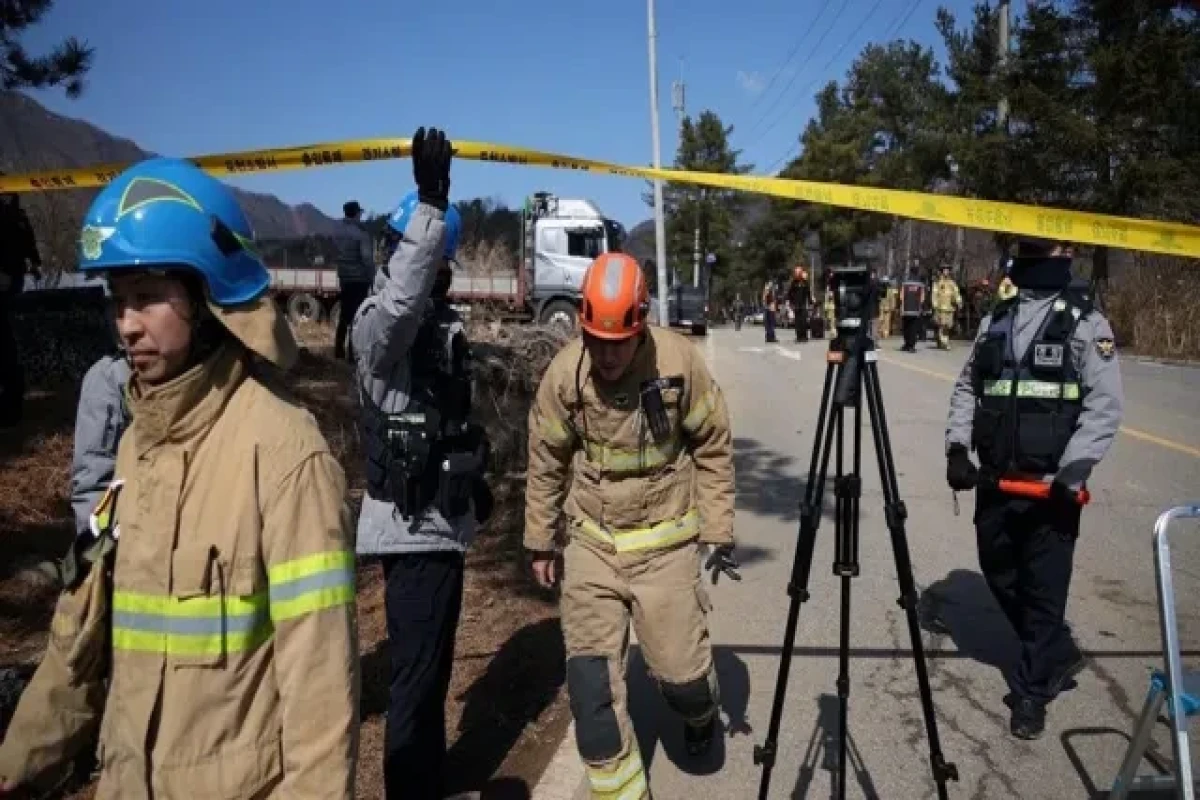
[343,200,362,218]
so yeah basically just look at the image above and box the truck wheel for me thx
[287,292,323,325]
[539,300,578,332]
[691,324,708,336]
[327,301,341,332]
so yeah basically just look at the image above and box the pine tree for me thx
[2,0,94,97]
[643,110,752,288]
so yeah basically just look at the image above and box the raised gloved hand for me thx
[946,444,979,492]
[411,126,453,211]
[704,544,742,585]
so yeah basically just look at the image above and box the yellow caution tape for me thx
[1,136,1197,259]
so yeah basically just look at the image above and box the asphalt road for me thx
[555,325,1200,800]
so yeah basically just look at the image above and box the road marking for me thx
[773,345,803,361]
[878,354,1200,460]
[738,346,766,354]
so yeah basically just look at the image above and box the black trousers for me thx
[794,306,809,341]
[975,488,1081,704]
[901,316,920,350]
[382,551,465,800]
[0,294,24,427]
[764,309,777,342]
[335,280,372,360]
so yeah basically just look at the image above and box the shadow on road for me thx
[626,645,752,777]
[359,619,565,798]
[917,568,1018,673]
[734,437,839,525]
[791,693,881,800]
[1059,725,1180,799]
[445,618,566,796]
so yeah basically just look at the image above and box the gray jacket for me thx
[946,289,1125,490]
[350,203,476,555]
[333,217,375,285]
[71,354,132,536]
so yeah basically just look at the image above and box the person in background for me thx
[70,352,132,539]
[761,278,778,343]
[333,199,375,361]
[0,190,42,428]
[0,157,360,798]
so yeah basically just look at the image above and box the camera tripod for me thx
[752,324,959,799]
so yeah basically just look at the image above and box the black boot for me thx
[684,717,716,757]
[1006,695,1046,740]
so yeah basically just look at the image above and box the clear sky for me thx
[22,0,982,229]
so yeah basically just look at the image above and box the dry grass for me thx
[1104,255,1200,361]
[0,322,573,799]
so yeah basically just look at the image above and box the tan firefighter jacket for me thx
[525,326,734,555]
[932,276,962,313]
[0,343,360,799]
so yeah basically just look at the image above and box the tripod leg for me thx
[862,357,960,798]
[755,360,842,800]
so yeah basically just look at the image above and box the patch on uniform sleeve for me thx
[1095,337,1116,361]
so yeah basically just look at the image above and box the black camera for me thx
[828,264,877,334]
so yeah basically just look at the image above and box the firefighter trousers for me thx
[561,537,720,800]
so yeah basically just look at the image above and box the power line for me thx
[741,0,838,123]
[757,0,931,175]
[739,0,854,145]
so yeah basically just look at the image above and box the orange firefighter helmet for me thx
[579,253,650,340]
[793,265,807,281]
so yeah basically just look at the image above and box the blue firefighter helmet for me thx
[387,191,461,260]
[78,157,269,306]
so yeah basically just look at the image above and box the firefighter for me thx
[932,265,963,349]
[333,199,376,361]
[899,275,925,351]
[877,276,896,340]
[350,128,492,800]
[787,265,812,342]
[945,237,1124,740]
[0,190,42,428]
[761,277,778,342]
[0,157,360,797]
[525,252,739,798]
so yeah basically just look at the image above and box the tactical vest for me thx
[900,282,923,316]
[970,289,1090,475]
[333,220,374,284]
[363,299,488,520]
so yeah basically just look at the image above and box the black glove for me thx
[1048,478,1082,529]
[411,126,453,211]
[946,445,979,492]
[704,544,742,585]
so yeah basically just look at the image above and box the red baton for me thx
[997,478,1091,506]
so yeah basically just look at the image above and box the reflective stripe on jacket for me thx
[525,326,735,554]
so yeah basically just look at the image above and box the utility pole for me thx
[671,71,702,289]
[647,0,670,326]
[997,0,1011,128]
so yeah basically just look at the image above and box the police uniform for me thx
[899,279,925,351]
[352,189,491,799]
[944,240,1124,739]
[332,203,376,361]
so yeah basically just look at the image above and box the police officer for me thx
[787,265,812,342]
[350,127,491,800]
[944,236,1124,740]
[899,273,925,352]
[0,191,42,427]
[333,199,376,361]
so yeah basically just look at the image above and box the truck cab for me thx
[522,192,625,330]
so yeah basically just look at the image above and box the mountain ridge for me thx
[0,90,341,244]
